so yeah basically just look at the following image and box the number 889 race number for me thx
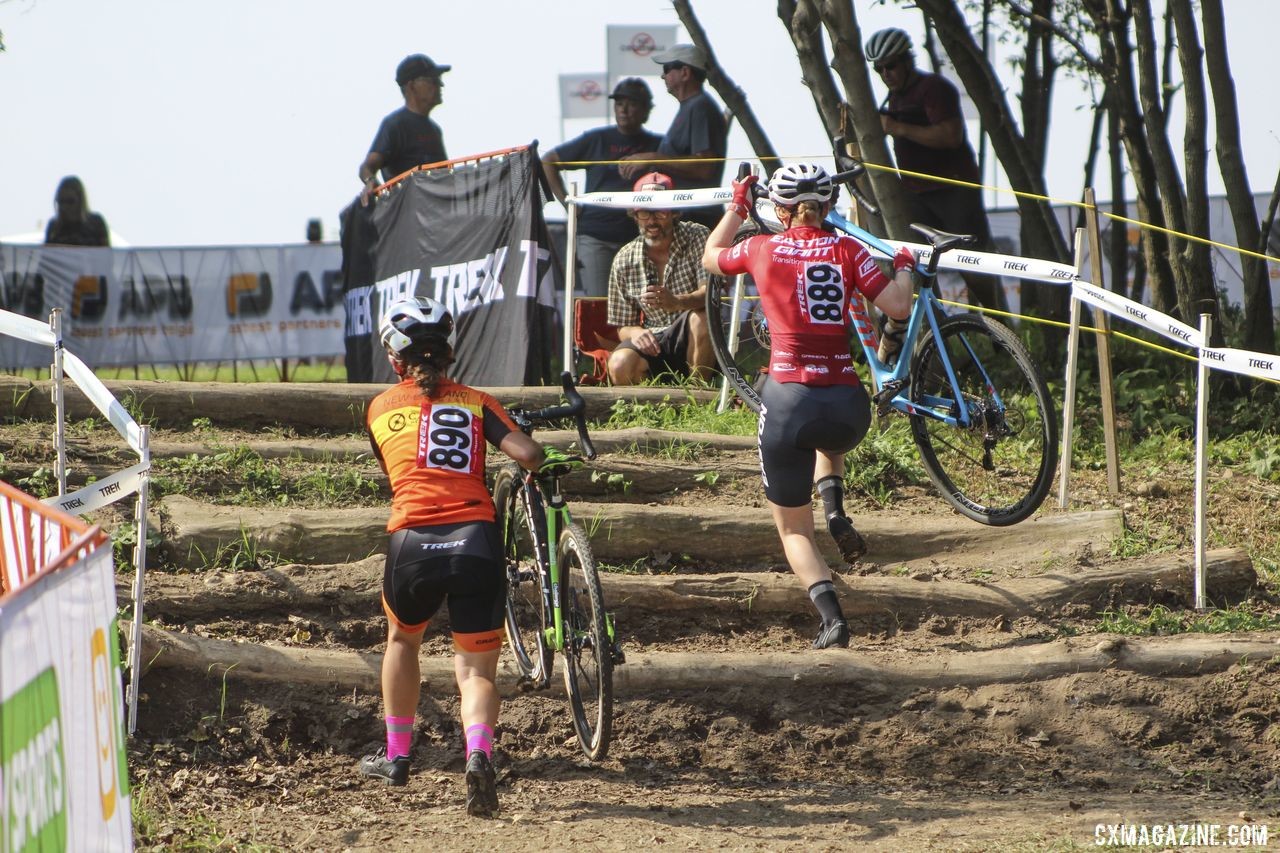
[418,403,480,473]
[802,262,846,325]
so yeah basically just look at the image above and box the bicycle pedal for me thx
[516,676,539,693]
[873,379,907,415]
[610,643,626,665]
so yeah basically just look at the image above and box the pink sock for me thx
[386,715,414,760]
[465,723,494,758]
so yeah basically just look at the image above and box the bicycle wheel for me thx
[558,522,613,761]
[706,223,768,412]
[908,314,1057,526]
[493,467,552,685]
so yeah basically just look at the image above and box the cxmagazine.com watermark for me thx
[1095,822,1270,847]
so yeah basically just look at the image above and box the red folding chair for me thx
[573,298,620,385]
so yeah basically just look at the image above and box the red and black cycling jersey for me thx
[366,378,519,532]
[716,225,890,387]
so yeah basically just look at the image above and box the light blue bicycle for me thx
[707,145,1057,526]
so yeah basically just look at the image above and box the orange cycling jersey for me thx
[367,378,519,532]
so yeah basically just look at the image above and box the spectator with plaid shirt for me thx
[606,172,720,385]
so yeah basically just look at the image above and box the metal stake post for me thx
[1193,313,1212,611]
[50,309,68,497]
[1057,229,1085,509]
[127,424,151,735]
[716,274,748,413]
[562,184,580,377]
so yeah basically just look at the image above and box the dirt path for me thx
[5,388,1280,850]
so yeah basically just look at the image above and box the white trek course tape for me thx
[42,462,149,517]
[1071,281,1203,348]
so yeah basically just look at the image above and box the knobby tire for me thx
[558,523,613,761]
[494,466,552,686]
[908,314,1057,525]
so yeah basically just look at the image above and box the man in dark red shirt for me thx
[865,27,1006,312]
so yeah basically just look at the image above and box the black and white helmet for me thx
[379,296,453,355]
[768,163,836,206]
[865,28,913,64]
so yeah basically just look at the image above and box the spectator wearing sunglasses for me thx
[865,28,1006,313]
[617,44,727,231]
[358,53,451,207]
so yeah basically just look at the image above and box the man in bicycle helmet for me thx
[865,27,1007,313]
[702,164,915,649]
[361,295,562,815]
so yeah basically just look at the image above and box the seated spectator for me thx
[606,172,718,385]
[44,176,110,247]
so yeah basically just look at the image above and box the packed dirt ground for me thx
[3,386,1280,851]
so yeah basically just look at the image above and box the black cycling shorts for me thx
[758,377,871,507]
[382,520,506,653]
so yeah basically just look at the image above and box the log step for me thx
[155,494,1123,572]
[134,621,1280,698]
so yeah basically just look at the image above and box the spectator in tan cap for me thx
[605,172,720,385]
[618,44,728,230]
[541,78,662,299]
[358,54,451,207]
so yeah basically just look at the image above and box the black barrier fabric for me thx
[341,145,558,385]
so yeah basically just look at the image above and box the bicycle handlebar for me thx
[510,371,597,460]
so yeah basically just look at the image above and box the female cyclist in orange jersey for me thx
[360,295,572,816]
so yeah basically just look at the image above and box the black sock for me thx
[816,475,844,520]
[807,580,845,623]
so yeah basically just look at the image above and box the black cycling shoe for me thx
[464,750,499,817]
[359,747,409,786]
[827,514,867,563]
[813,619,850,649]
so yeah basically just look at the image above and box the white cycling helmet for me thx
[865,28,913,64]
[379,296,453,355]
[768,163,836,206]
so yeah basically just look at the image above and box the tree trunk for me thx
[672,0,781,176]
[1200,0,1275,353]
[1169,0,1221,341]
[776,0,844,142]
[135,623,1280,698]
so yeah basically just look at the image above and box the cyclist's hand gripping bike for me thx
[707,143,1058,526]
[493,372,623,761]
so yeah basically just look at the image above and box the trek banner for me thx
[344,145,558,386]
[0,499,131,851]
[0,243,344,371]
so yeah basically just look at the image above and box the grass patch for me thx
[152,447,380,507]
[1108,519,1181,558]
[602,397,757,436]
[1097,603,1280,635]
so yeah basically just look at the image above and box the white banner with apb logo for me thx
[0,243,344,369]
[606,24,677,85]
[0,540,132,851]
[559,73,609,120]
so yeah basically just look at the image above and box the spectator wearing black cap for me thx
[617,44,727,230]
[358,54,451,207]
[541,78,662,299]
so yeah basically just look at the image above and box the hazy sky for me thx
[2,0,1275,247]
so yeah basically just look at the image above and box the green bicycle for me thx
[492,372,623,761]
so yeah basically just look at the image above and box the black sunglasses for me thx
[662,62,686,74]
[873,58,902,73]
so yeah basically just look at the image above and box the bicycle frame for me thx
[731,204,1001,431]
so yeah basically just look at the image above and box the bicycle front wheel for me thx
[908,314,1057,526]
[493,467,552,686]
[559,522,613,761]
[706,223,768,413]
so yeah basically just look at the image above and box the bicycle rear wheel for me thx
[706,223,768,412]
[558,522,613,761]
[908,314,1057,526]
[493,467,552,686]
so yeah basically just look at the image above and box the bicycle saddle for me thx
[909,223,978,252]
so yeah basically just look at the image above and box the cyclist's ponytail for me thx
[399,338,455,397]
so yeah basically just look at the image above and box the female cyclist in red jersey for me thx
[360,295,571,815]
[702,164,915,648]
